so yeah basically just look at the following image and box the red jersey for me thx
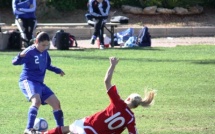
[84,85,138,134]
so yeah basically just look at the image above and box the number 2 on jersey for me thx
[34,56,39,64]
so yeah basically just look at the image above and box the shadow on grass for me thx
[0,46,162,53]
[50,53,215,65]
[192,60,215,65]
[0,50,21,56]
[108,47,164,51]
[2,48,215,65]
[48,47,163,51]
[0,50,21,52]
[0,48,85,55]
[48,48,85,52]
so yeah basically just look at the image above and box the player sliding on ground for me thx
[39,57,156,134]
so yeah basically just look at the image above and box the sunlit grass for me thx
[0,45,215,133]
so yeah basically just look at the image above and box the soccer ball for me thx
[33,118,48,132]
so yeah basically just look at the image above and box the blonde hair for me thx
[126,90,156,108]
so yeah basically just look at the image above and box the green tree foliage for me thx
[0,0,11,8]
[110,0,141,8]
[174,0,204,8]
[0,0,214,10]
[47,0,88,11]
[140,0,205,8]
[139,0,163,7]
[204,0,215,8]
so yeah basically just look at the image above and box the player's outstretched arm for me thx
[104,57,119,90]
[12,50,27,65]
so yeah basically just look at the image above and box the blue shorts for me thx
[19,79,54,105]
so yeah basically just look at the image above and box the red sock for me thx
[42,127,62,134]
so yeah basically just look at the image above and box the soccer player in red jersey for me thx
[39,57,156,134]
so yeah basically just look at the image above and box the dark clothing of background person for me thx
[12,0,37,47]
[86,0,110,49]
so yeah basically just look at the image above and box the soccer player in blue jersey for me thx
[12,0,37,47]
[12,32,65,134]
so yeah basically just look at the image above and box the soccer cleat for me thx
[24,129,38,134]
[87,20,95,26]
[90,38,95,45]
[35,131,42,134]
[100,45,104,50]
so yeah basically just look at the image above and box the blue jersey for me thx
[12,0,36,19]
[88,0,110,17]
[12,46,62,83]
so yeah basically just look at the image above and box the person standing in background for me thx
[86,0,110,49]
[12,0,37,48]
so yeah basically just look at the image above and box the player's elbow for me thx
[12,60,18,65]
[12,62,20,65]
[104,78,111,86]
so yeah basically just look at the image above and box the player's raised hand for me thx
[109,57,119,66]
[60,71,65,76]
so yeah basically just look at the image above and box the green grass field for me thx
[0,45,215,134]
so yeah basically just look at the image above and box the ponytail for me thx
[126,90,156,109]
[140,90,156,107]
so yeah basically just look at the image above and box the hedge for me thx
[0,0,214,10]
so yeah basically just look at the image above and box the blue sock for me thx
[26,106,38,129]
[92,35,97,40]
[53,110,64,126]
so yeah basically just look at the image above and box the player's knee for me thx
[31,94,42,107]
[55,101,61,110]
[52,99,61,110]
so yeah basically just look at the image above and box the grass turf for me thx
[0,45,215,133]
